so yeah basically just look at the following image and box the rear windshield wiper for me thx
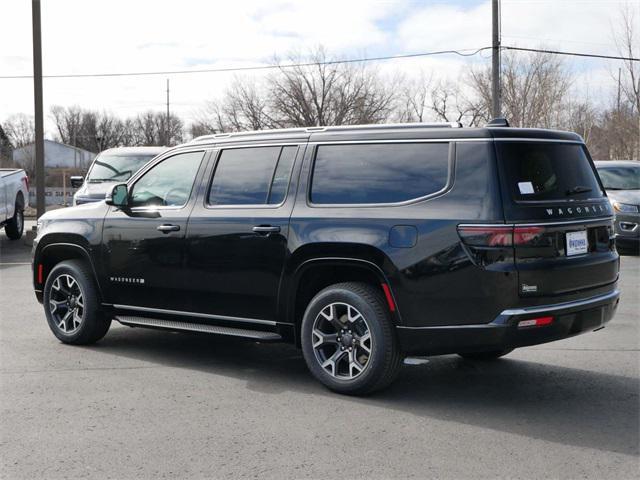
[566,186,592,195]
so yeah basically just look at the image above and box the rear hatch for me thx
[496,140,618,297]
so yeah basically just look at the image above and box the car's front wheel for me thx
[43,260,111,344]
[301,282,401,395]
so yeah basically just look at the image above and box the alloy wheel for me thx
[311,302,372,380]
[49,274,85,334]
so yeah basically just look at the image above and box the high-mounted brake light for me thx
[517,316,554,328]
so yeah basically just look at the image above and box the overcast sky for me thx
[0,0,636,134]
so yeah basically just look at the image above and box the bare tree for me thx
[50,105,84,147]
[0,124,15,168]
[130,111,183,146]
[268,48,397,127]
[200,47,398,131]
[395,71,432,123]
[468,50,571,128]
[3,113,35,148]
[431,80,482,126]
[610,4,640,159]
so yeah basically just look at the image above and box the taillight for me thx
[457,225,513,246]
[24,175,29,192]
[457,225,545,247]
[457,225,513,268]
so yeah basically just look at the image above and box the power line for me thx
[0,47,492,79]
[502,46,639,62]
[1,45,636,81]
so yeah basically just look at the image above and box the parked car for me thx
[595,160,640,254]
[0,168,28,240]
[71,146,166,205]
[32,121,620,395]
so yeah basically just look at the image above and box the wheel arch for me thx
[285,256,401,347]
[34,240,103,302]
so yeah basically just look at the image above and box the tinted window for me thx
[268,146,297,204]
[498,142,604,201]
[310,143,449,204]
[88,153,157,182]
[208,146,296,205]
[130,151,203,207]
[596,165,640,190]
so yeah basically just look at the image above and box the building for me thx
[12,139,95,170]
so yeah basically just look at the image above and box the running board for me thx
[115,315,283,341]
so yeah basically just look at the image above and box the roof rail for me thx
[189,122,462,143]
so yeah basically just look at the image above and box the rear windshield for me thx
[596,165,640,190]
[497,142,604,202]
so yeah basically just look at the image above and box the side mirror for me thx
[106,184,129,207]
[70,176,84,188]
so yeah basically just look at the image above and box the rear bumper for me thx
[397,289,620,356]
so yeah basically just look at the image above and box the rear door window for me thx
[497,142,604,202]
[207,146,297,206]
[310,143,450,204]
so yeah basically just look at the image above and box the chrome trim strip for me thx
[500,289,619,316]
[113,304,276,326]
[458,217,614,228]
[492,138,582,143]
[309,138,488,145]
[115,316,282,340]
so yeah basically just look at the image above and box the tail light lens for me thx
[457,225,545,247]
[457,224,547,268]
[24,175,29,192]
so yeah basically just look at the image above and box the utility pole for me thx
[617,67,621,112]
[166,78,170,146]
[491,0,501,119]
[32,0,45,218]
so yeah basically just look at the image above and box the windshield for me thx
[497,142,604,202]
[87,153,156,182]
[596,165,640,190]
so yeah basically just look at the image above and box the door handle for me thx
[157,224,180,233]
[252,225,281,234]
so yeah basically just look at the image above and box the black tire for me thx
[301,282,401,395]
[458,348,514,360]
[43,260,111,345]
[4,204,24,240]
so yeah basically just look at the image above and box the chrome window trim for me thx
[204,144,300,210]
[113,304,276,326]
[125,148,208,211]
[306,141,456,208]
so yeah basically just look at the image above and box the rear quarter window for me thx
[310,143,450,205]
[497,142,604,202]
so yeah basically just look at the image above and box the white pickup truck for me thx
[0,168,29,240]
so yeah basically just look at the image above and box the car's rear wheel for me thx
[43,260,111,345]
[458,348,514,360]
[301,282,401,395]
[4,204,24,240]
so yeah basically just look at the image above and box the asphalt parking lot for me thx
[1,225,638,479]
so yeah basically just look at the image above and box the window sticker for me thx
[518,181,535,194]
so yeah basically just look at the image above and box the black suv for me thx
[32,121,620,394]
